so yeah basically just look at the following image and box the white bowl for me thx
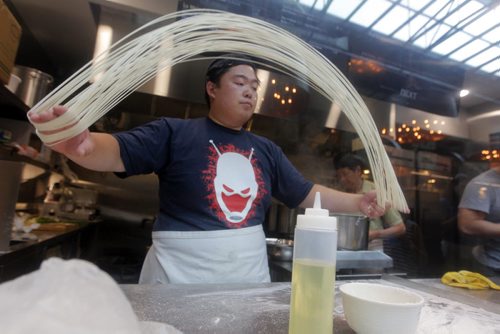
[340,282,424,334]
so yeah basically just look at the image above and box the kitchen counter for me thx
[121,276,500,333]
[0,222,97,282]
[269,250,393,281]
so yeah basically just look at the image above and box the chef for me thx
[28,54,385,284]
[334,153,405,250]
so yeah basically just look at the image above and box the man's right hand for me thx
[28,106,125,172]
[28,106,93,158]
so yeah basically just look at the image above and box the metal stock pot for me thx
[12,66,54,107]
[332,213,369,250]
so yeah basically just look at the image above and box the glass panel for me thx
[392,14,429,42]
[404,0,433,11]
[463,7,499,36]
[430,30,472,55]
[465,46,500,67]
[480,58,500,73]
[482,26,500,44]
[372,5,413,35]
[327,0,363,19]
[349,0,393,27]
[423,0,456,20]
[448,39,490,61]
[442,0,483,26]
[299,0,325,10]
[413,22,452,49]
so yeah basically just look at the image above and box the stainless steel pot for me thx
[12,66,54,107]
[332,213,369,250]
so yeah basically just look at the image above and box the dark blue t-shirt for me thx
[113,117,313,231]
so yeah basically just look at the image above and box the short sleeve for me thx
[113,118,172,176]
[269,144,313,208]
[459,178,492,214]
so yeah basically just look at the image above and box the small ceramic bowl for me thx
[340,282,424,334]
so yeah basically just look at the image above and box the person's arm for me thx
[369,222,406,241]
[458,208,500,237]
[299,184,386,218]
[28,106,125,172]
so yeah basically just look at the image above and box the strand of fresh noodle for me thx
[28,9,409,212]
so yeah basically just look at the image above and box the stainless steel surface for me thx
[121,277,500,333]
[337,250,393,270]
[0,160,24,251]
[269,250,393,272]
[11,66,54,107]
[333,213,369,251]
[267,238,294,261]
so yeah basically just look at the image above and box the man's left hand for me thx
[359,191,386,218]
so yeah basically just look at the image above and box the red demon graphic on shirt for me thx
[202,140,266,228]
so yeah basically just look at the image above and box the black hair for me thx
[334,153,367,171]
[204,54,257,107]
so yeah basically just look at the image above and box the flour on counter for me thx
[412,289,500,334]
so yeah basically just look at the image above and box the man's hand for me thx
[359,190,386,218]
[28,106,93,158]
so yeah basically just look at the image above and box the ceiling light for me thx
[460,89,470,97]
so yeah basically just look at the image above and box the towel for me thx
[441,270,500,290]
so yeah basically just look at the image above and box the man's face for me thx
[207,65,259,129]
[336,167,362,193]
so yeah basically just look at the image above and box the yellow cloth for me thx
[441,270,500,290]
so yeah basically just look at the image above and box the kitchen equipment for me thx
[11,65,53,107]
[340,282,424,334]
[5,73,21,93]
[266,238,294,261]
[333,213,369,250]
[289,192,337,334]
[264,201,298,239]
[0,160,24,251]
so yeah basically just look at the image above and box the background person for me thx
[458,159,500,274]
[28,55,386,284]
[334,153,406,251]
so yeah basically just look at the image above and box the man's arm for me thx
[458,208,500,238]
[369,223,406,241]
[28,106,125,172]
[299,184,386,218]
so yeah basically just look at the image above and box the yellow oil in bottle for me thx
[289,258,336,334]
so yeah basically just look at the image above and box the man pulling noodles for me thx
[28,54,386,284]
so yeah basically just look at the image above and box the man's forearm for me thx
[65,133,125,172]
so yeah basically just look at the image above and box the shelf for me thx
[0,85,29,121]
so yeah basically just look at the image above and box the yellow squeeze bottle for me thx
[289,192,338,334]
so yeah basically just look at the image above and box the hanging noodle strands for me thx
[28,9,409,212]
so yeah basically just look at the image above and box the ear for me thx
[206,81,216,100]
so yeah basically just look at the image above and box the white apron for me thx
[139,224,270,284]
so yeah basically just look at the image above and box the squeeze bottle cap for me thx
[297,192,337,231]
[305,192,329,217]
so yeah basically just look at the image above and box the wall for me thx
[466,109,500,144]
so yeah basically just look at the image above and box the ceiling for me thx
[5,0,500,115]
